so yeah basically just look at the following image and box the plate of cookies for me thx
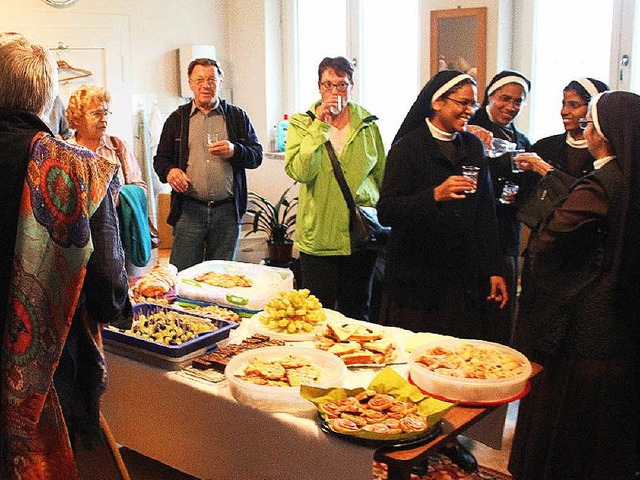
[225,345,347,413]
[301,367,453,446]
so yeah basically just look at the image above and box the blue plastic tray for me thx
[103,303,238,358]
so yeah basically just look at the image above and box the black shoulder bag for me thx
[517,171,570,230]
[325,141,390,251]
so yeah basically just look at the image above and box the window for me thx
[295,0,347,110]
[360,0,419,148]
[293,0,419,149]
[530,0,614,140]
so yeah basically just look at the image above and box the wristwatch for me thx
[42,0,79,7]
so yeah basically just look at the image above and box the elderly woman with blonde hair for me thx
[66,84,147,194]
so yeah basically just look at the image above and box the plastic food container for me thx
[225,346,347,413]
[408,338,532,403]
[103,303,238,369]
[176,260,294,312]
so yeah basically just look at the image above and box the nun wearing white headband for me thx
[378,70,508,471]
[515,77,610,366]
[378,69,507,339]
[466,70,537,347]
[510,90,640,480]
[522,77,609,179]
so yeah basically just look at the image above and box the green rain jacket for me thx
[285,101,386,256]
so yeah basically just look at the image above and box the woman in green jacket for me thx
[285,56,386,321]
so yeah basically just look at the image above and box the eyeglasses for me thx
[446,96,480,111]
[320,81,351,92]
[493,94,526,108]
[578,118,593,130]
[562,100,587,110]
[88,109,111,119]
[190,77,219,86]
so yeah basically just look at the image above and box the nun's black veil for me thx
[391,70,467,146]
[593,91,640,304]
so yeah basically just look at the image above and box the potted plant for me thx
[244,183,298,263]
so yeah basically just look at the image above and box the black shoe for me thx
[438,442,478,472]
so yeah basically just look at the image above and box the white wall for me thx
[0,0,528,205]
[0,0,228,144]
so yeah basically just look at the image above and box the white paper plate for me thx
[253,308,345,342]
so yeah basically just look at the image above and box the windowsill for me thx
[265,151,285,160]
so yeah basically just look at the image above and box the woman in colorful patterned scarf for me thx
[0,32,131,479]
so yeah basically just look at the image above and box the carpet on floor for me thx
[373,453,512,480]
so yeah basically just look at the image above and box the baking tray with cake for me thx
[103,303,238,370]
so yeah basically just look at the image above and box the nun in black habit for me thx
[467,70,538,347]
[377,70,507,339]
[513,77,609,354]
[509,91,640,480]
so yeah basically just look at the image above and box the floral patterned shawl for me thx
[1,132,117,479]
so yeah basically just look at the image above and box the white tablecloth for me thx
[101,318,506,480]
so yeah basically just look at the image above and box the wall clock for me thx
[42,0,79,7]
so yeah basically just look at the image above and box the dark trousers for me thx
[483,254,518,345]
[299,249,377,321]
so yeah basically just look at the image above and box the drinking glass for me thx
[329,95,343,115]
[462,165,480,193]
[486,138,517,158]
[207,132,219,147]
[499,181,520,204]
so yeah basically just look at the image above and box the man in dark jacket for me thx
[154,58,263,271]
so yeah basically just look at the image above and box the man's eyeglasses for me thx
[578,118,593,130]
[493,94,526,108]
[446,96,480,111]
[320,81,351,92]
[89,109,112,119]
[562,100,587,110]
[190,77,219,86]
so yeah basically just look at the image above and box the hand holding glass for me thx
[486,138,518,158]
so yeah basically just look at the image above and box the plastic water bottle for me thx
[270,124,278,152]
[277,114,289,152]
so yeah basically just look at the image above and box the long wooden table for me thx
[375,404,498,480]
[376,363,541,480]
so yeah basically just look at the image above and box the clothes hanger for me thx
[57,59,93,83]
[51,42,93,83]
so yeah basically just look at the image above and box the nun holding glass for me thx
[512,77,609,353]
[377,70,508,339]
[467,70,538,347]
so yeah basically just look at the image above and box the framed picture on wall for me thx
[430,7,487,102]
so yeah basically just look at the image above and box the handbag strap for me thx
[325,140,358,212]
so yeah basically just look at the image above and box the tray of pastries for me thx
[408,338,532,404]
[130,263,178,304]
[314,321,398,366]
[103,303,238,369]
[301,368,453,447]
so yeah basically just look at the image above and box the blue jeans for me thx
[169,199,240,271]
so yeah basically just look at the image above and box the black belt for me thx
[184,196,234,208]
